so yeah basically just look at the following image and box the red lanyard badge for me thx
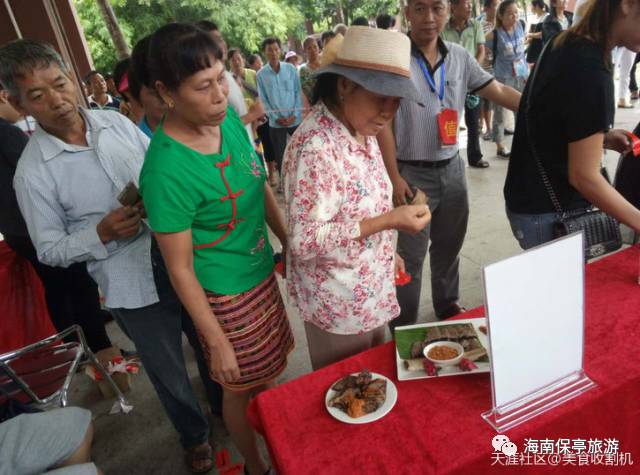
[436,109,459,146]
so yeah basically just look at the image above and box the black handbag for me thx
[524,40,623,260]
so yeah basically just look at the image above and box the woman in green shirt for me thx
[140,23,292,475]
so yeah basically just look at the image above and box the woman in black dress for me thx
[542,0,573,44]
[504,0,640,250]
[526,0,549,65]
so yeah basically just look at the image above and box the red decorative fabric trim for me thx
[194,154,245,250]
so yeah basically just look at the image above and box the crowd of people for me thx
[0,0,639,474]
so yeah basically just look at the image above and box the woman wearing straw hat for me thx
[283,27,432,370]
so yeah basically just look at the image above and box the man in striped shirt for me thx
[86,70,121,112]
[379,0,521,326]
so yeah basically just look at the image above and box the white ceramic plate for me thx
[325,372,398,424]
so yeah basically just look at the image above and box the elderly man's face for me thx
[89,72,107,96]
[406,0,449,45]
[0,89,22,123]
[264,43,282,65]
[10,64,81,135]
[451,0,472,22]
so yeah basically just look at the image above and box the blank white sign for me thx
[483,233,585,408]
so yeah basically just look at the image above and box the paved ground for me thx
[63,100,639,474]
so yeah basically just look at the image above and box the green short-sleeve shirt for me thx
[440,19,485,57]
[139,107,273,295]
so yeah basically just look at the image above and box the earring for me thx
[167,99,174,109]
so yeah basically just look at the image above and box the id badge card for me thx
[514,59,528,78]
[437,108,458,146]
[504,42,514,56]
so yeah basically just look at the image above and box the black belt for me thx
[398,157,454,168]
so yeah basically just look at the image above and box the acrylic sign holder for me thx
[480,232,596,432]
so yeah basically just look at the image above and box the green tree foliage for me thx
[342,0,398,25]
[74,0,403,73]
[290,0,398,31]
[74,0,303,73]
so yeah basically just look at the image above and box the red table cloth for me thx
[0,241,54,354]
[248,247,640,474]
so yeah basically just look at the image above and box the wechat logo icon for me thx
[492,434,518,456]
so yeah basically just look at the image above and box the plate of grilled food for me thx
[395,318,491,381]
[325,370,398,424]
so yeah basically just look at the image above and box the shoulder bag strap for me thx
[492,29,498,67]
[524,37,565,215]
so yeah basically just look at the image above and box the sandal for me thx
[185,443,214,473]
[496,148,511,159]
[618,99,634,109]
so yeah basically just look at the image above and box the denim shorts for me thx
[506,207,562,250]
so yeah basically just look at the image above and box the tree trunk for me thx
[335,0,345,25]
[305,19,314,35]
[399,0,408,32]
[95,0,130,60]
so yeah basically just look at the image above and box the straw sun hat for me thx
[314,26,423,105]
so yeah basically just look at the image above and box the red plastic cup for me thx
[624,131,640,157]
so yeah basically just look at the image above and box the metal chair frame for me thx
[0,324,129,412]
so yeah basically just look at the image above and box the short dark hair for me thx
[531,0,548,11]
[321,31,336,44]
[248,54,262,67]
[261,37,281,52]
[303,36,319,50]
[84,70,102,83]
[311,73,340,107]
[228,48,243,62]
[0,39,69,97]
[148,23,223,91]
[376,13,395,29]
[112,58,130,98]
[129,35,153,101]
[194,20,219,33]
[351,16,369,26]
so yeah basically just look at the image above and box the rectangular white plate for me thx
[395,318,491,381]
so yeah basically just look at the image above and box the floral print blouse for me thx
[283,103,400,335]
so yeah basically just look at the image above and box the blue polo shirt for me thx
[256,61,302,128]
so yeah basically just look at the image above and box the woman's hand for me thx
[391,175,415,206]
[389,204,431,234]
[206,336,241,384]
[604,129,633,155]
[394,253,406,279]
